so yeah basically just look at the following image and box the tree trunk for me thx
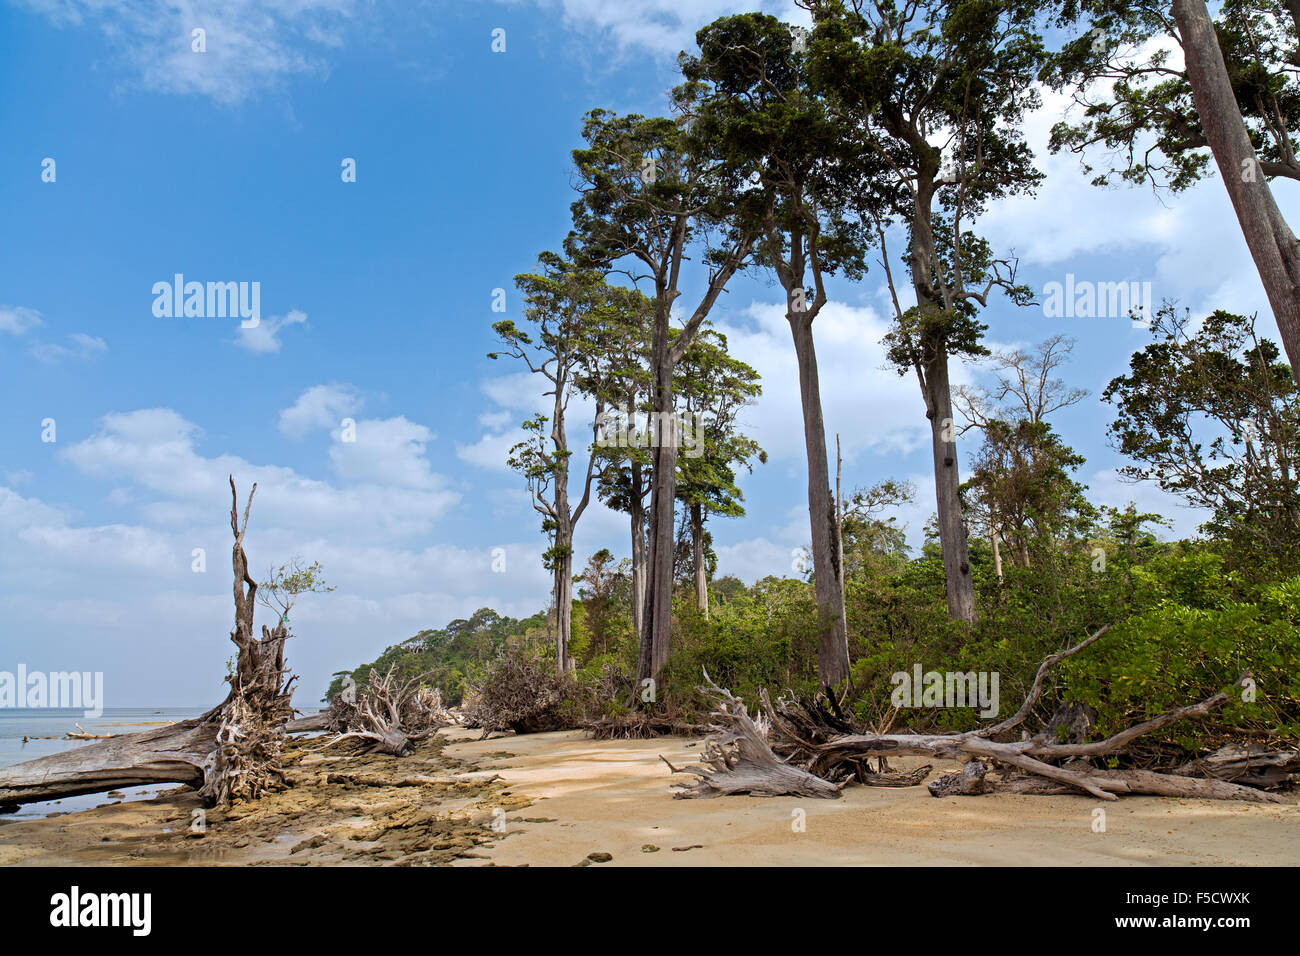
[1174,0,1300,387]
[789,313,851,687]
[554,542,574,672]
[638,345,678,694]
[691,502,709,619]
[923,352,976,622]
[990,525,1003,580]
[630,463,647,639]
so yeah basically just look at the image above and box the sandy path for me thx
[445,729,1300,867]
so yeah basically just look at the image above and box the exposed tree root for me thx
[316,666,452,756]
[660,674,844,799]
[583,713,707,740]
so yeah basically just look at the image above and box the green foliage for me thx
[1048,0,1300,192]
[1103,307,1300,574]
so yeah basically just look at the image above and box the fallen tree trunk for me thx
[667,628,1295,804]
[285,713,331,733]
[0,477,296,811]
[927,761,1290,804]
[0,718,217,809]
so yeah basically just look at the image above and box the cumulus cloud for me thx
[1086,468,1208,540]
[279,384,364,438]
[712,299,937,468]
[61,407,460,541]
[234,309,307,354]
[19,0,363,105]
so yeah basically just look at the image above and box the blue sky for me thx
[1,0,1293,706]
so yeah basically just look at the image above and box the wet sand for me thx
[0,732,527,866]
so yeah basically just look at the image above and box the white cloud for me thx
[712,299,937,469]
[522,0,807,57]
[234,309,307,354]
[0,304,43,335]
[61,407,460,541]
[979,83,1299,326]
[279,384,364,438]
[20,0,363,105]
[29,332,108,364]
[329,416,440,489]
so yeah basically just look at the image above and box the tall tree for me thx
[1103,305,1300,569]
[490,252,613,672]
[568,104,759,692]
[586,285,655,638]
[802,0,1043,624]
[1050,0,1300,385]
[673,327,766,620]
[685,12,866,683]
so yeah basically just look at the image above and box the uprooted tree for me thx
[664,627,1295,805]
[0,477,299,810]
[315,666,453,756]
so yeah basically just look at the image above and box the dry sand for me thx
[442,729,1300,867]
[0,727,1295,866]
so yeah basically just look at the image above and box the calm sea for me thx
[0,707,203,821]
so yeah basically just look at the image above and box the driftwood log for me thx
[667,628,1295,805]
[0,478,297,810]
[316,666,452,756]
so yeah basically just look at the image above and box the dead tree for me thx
[461,649,580,736]
[317,667,452,756]
[660,674,844,799]
[666,629,1295,805]
[0,477,296,810]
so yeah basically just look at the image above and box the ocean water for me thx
[0,707,203,821]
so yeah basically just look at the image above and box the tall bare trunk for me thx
[789,313,851,687]
[990,525,1003,581]
[910,171,977,625]
[836,434,845,601]
[555,545,574,672]
[1174,0,1300,385]
[922,351,976,622]
[630,463,647,639]
[638,344,678,692]
[691,502,709,619]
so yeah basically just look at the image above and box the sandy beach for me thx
[1,727,1295,866]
